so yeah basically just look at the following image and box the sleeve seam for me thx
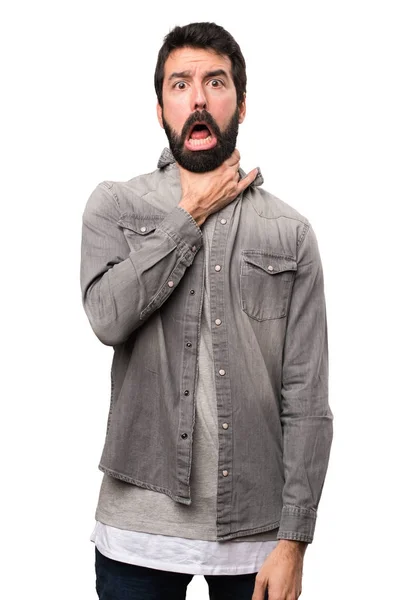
[99,181,122,212]
[282,505,317,517]
[296,221,310,254]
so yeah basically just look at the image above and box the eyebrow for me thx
[168,69,229,82]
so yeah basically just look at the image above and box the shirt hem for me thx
[98,464,191,505]
[95,508,279,543]
[95,508,218,540]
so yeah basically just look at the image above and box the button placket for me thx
[176,251,205,497]
[208,203,239,534]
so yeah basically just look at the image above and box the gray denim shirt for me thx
[80,148,333,543]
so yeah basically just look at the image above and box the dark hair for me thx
[154,22,246,108]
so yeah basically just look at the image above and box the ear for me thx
[238,93,246,124]
[157,103,164,129]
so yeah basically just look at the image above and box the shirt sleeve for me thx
[80,182,203,346]
[277,223,333,543]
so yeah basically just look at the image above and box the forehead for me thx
[163,47,233,79]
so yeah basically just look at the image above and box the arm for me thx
[253,225,332,598]
[80,182,203,346]
[277,223,333,543]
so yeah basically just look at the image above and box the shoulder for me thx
[246,185,309,226]
[83,167,168,219]
[244,184,311,253]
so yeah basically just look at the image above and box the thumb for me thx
[237,167,259,194]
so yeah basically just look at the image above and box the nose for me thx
[191,83,207,112]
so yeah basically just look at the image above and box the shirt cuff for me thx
[158,205,203,265]
[276,505,317,543]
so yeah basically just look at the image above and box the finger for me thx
[251,578,267,600]
[225,148,241,166]
[225,157,240,169]
[237,167,259,194]
[233,148,241,161]
[225,158,239,170]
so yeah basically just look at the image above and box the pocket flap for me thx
[242,251,297,275]
[117,213,164,235]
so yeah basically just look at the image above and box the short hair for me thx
[154,22,247,108]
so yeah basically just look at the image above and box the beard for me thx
[162,107,240,173]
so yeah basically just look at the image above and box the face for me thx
[157,47,246,172]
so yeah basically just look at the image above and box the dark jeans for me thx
[95,547,268,600]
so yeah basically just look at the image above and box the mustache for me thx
[181,110,222,140]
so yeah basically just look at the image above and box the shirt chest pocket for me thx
[240,251,297,321]
[117,214,164,251]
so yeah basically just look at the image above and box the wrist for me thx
[277,539,308,557]
[178,197,207,227]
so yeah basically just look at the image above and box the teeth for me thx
[188,135,213,146]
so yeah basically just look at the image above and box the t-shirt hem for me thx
[92,540,262,576]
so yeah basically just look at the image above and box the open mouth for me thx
[185,122,217,151]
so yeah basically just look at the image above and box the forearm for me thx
[81,184,203,345]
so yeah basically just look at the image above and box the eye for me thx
[174,81,187,90]
[209,79,223,88]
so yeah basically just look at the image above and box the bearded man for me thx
[80,21,333,600]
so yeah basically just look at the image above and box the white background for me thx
[1,1,399,598]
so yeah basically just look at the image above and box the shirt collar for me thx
[157,147,264,187]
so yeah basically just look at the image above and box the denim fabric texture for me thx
[95,547,268,600]
[80,148,333,543]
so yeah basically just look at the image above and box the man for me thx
[81,22,333,600]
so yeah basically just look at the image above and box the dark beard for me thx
[162,108,240,173]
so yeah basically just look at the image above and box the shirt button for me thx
[168,281,174,287]
[222,423,229,429]
[184,390,190,396]
[189,289,195,295]
[219,369,226,376]
[215,319,222,326]
[181,433,188,439]
[222,470,229,477]
[215,265,221,272]
[220,219,227,225]
[140,226,147,232]
[186,342,192,347]
[267,265,274,272]
[191,245,197,252]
